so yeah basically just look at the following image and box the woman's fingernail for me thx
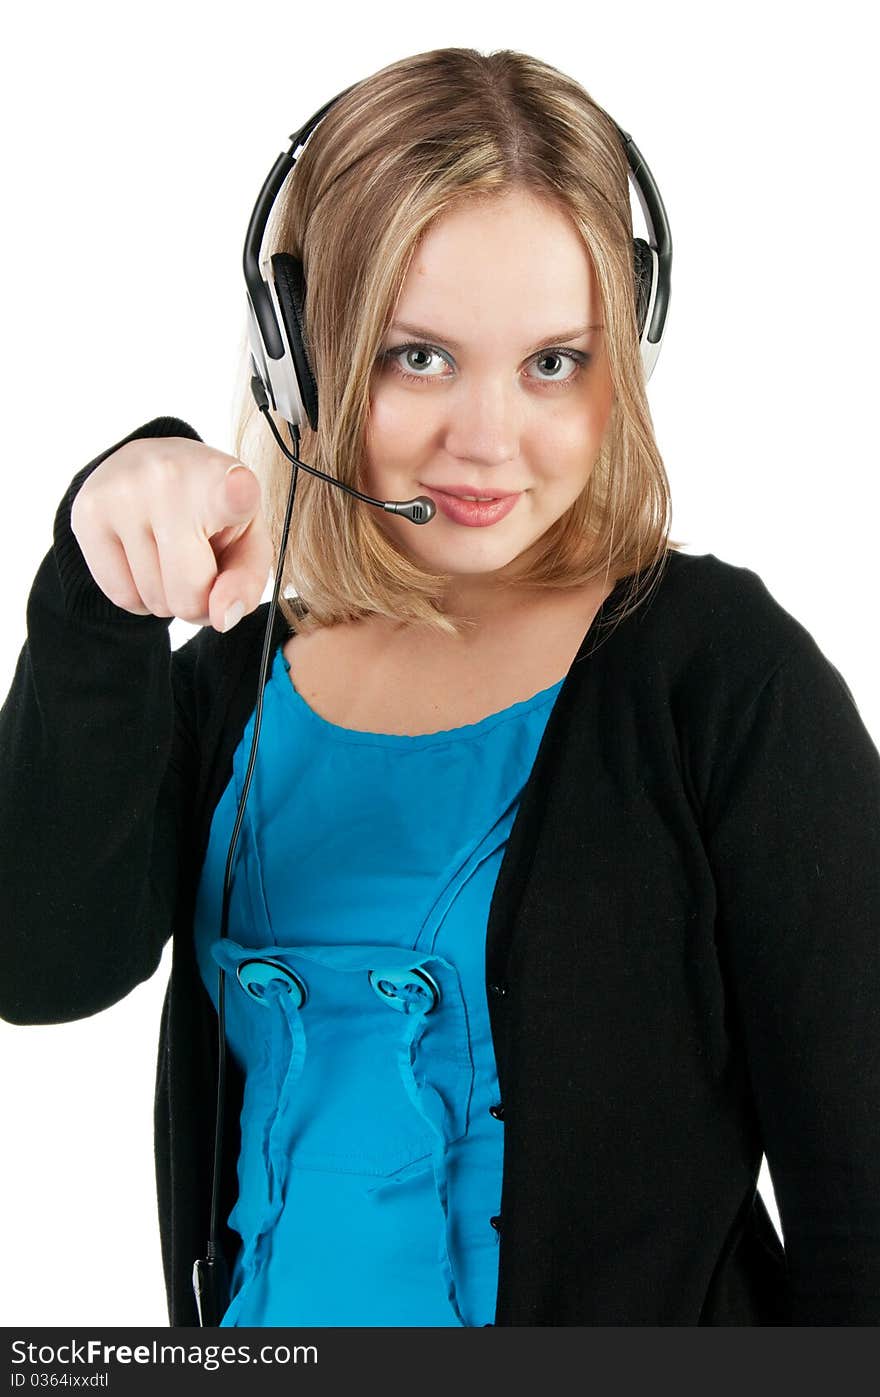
[223,600,245,632]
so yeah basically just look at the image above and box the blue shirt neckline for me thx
[272,644,565,750]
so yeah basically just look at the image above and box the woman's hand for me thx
[70,436,273,632]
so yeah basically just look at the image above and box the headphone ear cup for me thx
[270,252,320,431]
[632,237,654,342]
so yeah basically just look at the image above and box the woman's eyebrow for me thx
[387,322,604,354]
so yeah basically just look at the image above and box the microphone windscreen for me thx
[401,497,436,524]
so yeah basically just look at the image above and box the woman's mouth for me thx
[421,489,522,528]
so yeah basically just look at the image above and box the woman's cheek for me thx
[367,385,439,476]
[368,380,419,445]
[557,390,613,462]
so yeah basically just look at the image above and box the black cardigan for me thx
[2,415,879,1326]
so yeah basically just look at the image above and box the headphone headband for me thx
[244,81,672,426]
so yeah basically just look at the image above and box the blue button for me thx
[236,957,307,1008]
[368,966,440,1014]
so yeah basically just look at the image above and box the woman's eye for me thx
[526,352,584,384]
[385,345,449,379]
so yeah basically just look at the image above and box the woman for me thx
[1,47,878,1327]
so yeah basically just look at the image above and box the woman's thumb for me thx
[223,461,260,518]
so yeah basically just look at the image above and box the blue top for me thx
[193,641,565,1326]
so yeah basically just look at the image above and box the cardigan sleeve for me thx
[703,632,880,1324]
[0,417,204,1026]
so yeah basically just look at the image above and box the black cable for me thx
[205,406,303,1298]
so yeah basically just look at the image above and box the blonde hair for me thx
[231,46,683,638]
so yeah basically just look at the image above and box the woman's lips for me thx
[422,489,521,527]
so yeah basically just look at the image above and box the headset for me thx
[192,75,672,1327]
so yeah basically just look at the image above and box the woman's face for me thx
[363,185,615,613]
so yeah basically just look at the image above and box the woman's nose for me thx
[441,375,520,467]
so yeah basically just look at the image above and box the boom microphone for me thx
[250,375,436,524]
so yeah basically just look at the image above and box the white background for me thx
[1,0,877,1327]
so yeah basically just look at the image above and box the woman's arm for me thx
[0,417,204,1025]
[704,633,880,1324]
